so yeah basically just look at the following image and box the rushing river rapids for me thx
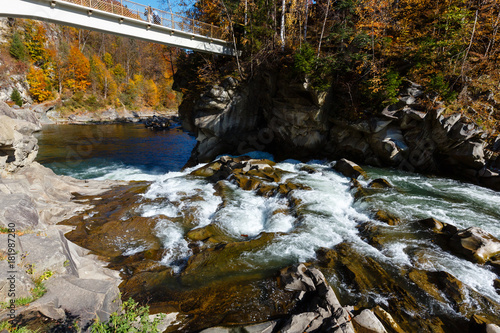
[36,124,500,332]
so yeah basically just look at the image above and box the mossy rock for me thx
[186,224,234,244]
[374,210,401,226]
[230,174,263,191]
[368,178,393,189]
[65,216,162,258]
[180,232,277,285]
[189,161,223,177]
[256,184,278,197]
[314,243,465,332]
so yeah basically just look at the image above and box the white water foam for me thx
[90,157,500,315]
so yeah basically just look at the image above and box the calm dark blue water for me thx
[34,123,196,180]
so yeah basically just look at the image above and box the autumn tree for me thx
[27,66,52,102]
[64,45,91,93]
[24,20,49,65]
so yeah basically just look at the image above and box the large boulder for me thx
[27,275,121,326]
[276,264,355,333]
[449,227,500,264]
[0,193,39,229]
[334,158,368,179]
[0,115,39,173]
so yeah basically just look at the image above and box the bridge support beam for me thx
[0,0,235,56]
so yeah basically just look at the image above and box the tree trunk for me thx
[280,0,286,50]
[461,9,478,79]
[317,0,331,57]
[303,0,309,42]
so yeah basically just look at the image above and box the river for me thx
[35,123,500,332]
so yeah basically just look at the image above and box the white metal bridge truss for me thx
[0,0,235,55]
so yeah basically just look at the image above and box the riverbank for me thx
[17,99,179,125]
[0,102,125,330]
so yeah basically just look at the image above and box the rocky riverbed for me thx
[2,92,500,333]
[60,153,500,332]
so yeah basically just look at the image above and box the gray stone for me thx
[449,227,500,264]
[281,264,316,292]
[0,115,39,173]
[19,230,70,276]
[353,309,387,333]
[486,324,500,333]
[38,275,121,325]
[0,193,39,229]
[0,259,34,301]
[281,312,319,333]
[242,321,278,333]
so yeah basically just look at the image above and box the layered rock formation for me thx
[0,104,125,330]
[177,74,500,191]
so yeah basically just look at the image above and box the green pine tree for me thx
[11,88,23,107]
[9,32,26,61]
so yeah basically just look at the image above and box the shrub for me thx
[91,298,164,333]
[10,88,23,106]
[9,32,26,61]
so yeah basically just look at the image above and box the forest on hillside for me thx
[179,0,500,132]
[1,18,181,112]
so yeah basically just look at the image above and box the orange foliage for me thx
[26,66,52,102]
[64,46,90,92]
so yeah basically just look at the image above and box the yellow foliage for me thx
[64,46,90,93]
[143,79,159,106]
[26,66,52,102]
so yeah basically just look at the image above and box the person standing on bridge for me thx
[144,6,152,23]
[153,9,160,24]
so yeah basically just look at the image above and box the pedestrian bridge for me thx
[0,0,235,55]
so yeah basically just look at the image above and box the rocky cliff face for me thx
[177,73,500,191]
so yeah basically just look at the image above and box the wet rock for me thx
[418,217,445,232]
[230,174,263,191]
[65,216,162,258]
[186,224,235,244]
[494,279,500,294]
[189,161,222,177]
[315,243,454,332]
[334,158,368,179]
[374,210,400,226]
[353,309,387,333]
[180,233,277,285]
[372,306,405,333]
[408,270,465,308]
[300,165,318,174]
[449,227,500,264]
[408,269,500,322]
[144,115,172,130]
[368,178,393,189]
[123,270,296,332]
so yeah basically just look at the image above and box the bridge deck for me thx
[0,0,235,55]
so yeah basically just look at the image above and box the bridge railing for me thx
[62,0,229,41]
